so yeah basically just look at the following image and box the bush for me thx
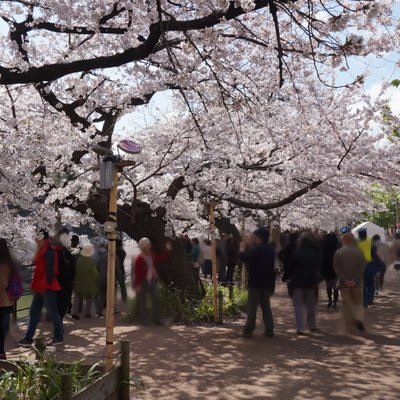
[126,283,247,324]
[0,354,101,400]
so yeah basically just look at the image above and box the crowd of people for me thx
[0,223,399,359]
[239,226,400,338]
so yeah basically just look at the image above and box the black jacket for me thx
[239,242,275,290]
[286,248,322,289]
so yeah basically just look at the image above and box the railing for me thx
[13,264,34,321]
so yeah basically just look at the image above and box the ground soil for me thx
[6,268,400,399]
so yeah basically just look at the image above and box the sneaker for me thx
[296,330,305,335]
[18,338,33,347]
[326,302,332,309]
[264,332,274,338]
[238,332,253,339]
[0,353,6,360]
[71,314,80,320]
[355,320,365,332]
[47,338,64,346]
[96,312,103,317]
[309,327,318,332]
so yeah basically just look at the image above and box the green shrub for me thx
[126,283,247,324]
[0,354,101,400]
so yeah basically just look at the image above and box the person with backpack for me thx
[286,234,322,335]
[0,238,20,359]
[18,230,64,347]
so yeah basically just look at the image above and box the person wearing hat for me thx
[71,243,98,319]
[133,238,172,325]
[18,230,64,347]
[239,227,275,338]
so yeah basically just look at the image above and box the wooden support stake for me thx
[60,374,73,400]
[34,337,45,360]
[105,165,118,372]
[120,341,130,400]
[209,203,218,323]
[218,290,223,325]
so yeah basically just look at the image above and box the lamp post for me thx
[93,139,141,371]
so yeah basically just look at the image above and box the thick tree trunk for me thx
[80,191,204,297]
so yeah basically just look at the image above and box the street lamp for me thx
[93,139,142,371]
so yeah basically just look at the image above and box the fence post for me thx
[120,340,130,400]
[34,337,45,360]
[60,374,73,400]
[217,290,223,325]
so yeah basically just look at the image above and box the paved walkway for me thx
[6,268,400,399]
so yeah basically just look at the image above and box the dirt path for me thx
[6,268,400,399]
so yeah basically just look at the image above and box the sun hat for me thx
[81,244,95,257]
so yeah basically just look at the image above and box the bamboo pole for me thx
[105,165,118,371]
[209,203,218,323]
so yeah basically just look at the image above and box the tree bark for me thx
[80,191,204,297]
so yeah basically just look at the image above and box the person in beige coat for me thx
[0,239,14,360]
[333,233,366,333]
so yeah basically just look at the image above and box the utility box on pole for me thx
[100,160,114,189]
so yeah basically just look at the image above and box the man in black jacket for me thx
[239,227,275,338]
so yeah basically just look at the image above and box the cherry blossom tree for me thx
[0,0,398,293]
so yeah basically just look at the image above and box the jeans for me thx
[292,288,316,332]
[363,282,375,307]
[25,291,63,341]
[243,288,274,335]
[0,308,10,354]
[136,280,160,324]
[58,286,73,320]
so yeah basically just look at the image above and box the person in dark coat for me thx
[321,233,339,309]
[286,235,322,335]
[116,239,127,302]
[280,232,299,296]
[226,236,239,285]
[239,227,275,338]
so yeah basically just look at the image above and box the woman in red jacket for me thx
[132,238,171,325]
[18,231,63,347]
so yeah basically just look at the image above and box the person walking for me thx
[0,239,15,359]
[71,244,98,319]
[56,233,76,322]
[133,238,172,325]
[202,239,212,279]
[239,227,275,338]
[116,239,128,302]
[371,234,389,294]
[286,235,321,335]
[191,238,201,277]
[226,235,239,285]
[321,233,339,309]
[333,233,366,333]
[18,231,64,346]
[280,232,298,296]
[96,243,122,317]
